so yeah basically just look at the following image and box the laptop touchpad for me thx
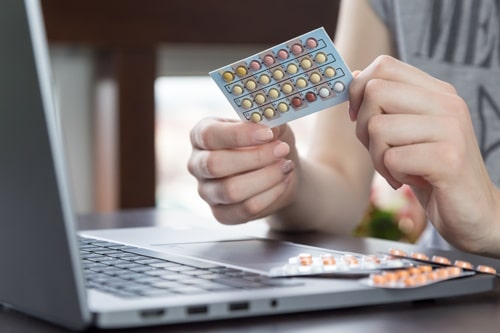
[153,239,345,273]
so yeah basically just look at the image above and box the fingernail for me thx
[273,142,290,158]
[281,159,295,174]
[254,128,273,142]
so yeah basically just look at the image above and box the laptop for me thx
[0,0,497,331]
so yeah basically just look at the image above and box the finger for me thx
[366,121,401,190]
[383,142,455,186]
[190,117,274,150]
[198,159,295,205]
[366,114,450,190]
[188,140,290,179]
[348,70,362,121]
[367,114,448,159]
[210,173,294,225]
[355,80,454,148]
[349,55,457,120]
[382,143,442,207]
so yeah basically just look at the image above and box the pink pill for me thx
[305,38,318,49]
[277,49,289,60]
[249,60,261,71]
[263,54,275,66]
[291,43,303,55]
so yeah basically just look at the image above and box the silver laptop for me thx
[0,0,497,330]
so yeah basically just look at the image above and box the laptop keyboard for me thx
[79,236,301,298]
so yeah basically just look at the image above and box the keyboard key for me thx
[78,236,292,299]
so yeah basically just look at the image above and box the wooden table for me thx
[1,208,500,332]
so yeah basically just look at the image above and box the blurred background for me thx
[43,0,423,242]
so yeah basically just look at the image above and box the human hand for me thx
[349,55,500,254]
[188,117,298,224]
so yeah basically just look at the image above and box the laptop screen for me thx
[0,0,89,330]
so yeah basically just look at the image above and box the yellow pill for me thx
[263,107,275,118]
[296,78,307,88]
[315,52,327,63]
[222,71,234,82]
[278,102,289,113]
[273,69,284,80]
[232,85,244,95]
[300,58,313,69]
[250,112,262,122]
[235,65,248,77]
[241,98,253,109]
[254,93,266,105]
[268,88,280,99]
[323,67,336,78]
[245,79,257,90]
[286,63,299,74]
[309,72,321,84]
[282,83,294,94]
[259,74,271,85]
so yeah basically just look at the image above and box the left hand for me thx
[348,55,500,255]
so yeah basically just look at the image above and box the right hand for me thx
[349,56,500,254]
[188,117,299,224]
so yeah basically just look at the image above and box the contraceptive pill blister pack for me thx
[386,248,500,277]
[359,265,475,289]
[358,248,499,289]
[209,27,352,128]
[268,252,411,277]
[269,248,488,291]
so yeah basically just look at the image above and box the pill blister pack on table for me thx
[359,265,475,289]
[360,248,500,289]
[209,27,352,128]
[386,248,500,277]
[269,252,411,277]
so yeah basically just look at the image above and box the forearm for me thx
[462,186,500,258]
[267,156,373,235]
[265,0,393,235]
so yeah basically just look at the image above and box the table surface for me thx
[2,208,500,333]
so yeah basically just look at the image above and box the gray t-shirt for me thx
[370,0,500,249]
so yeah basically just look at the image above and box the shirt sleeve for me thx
[369,0,391,24]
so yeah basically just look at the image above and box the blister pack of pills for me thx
[386,248,500,277]
[269,252,411,277]
[359,265,475,289]
[209,27,352,128]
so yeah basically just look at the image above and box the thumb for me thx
[349,70,362,121]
